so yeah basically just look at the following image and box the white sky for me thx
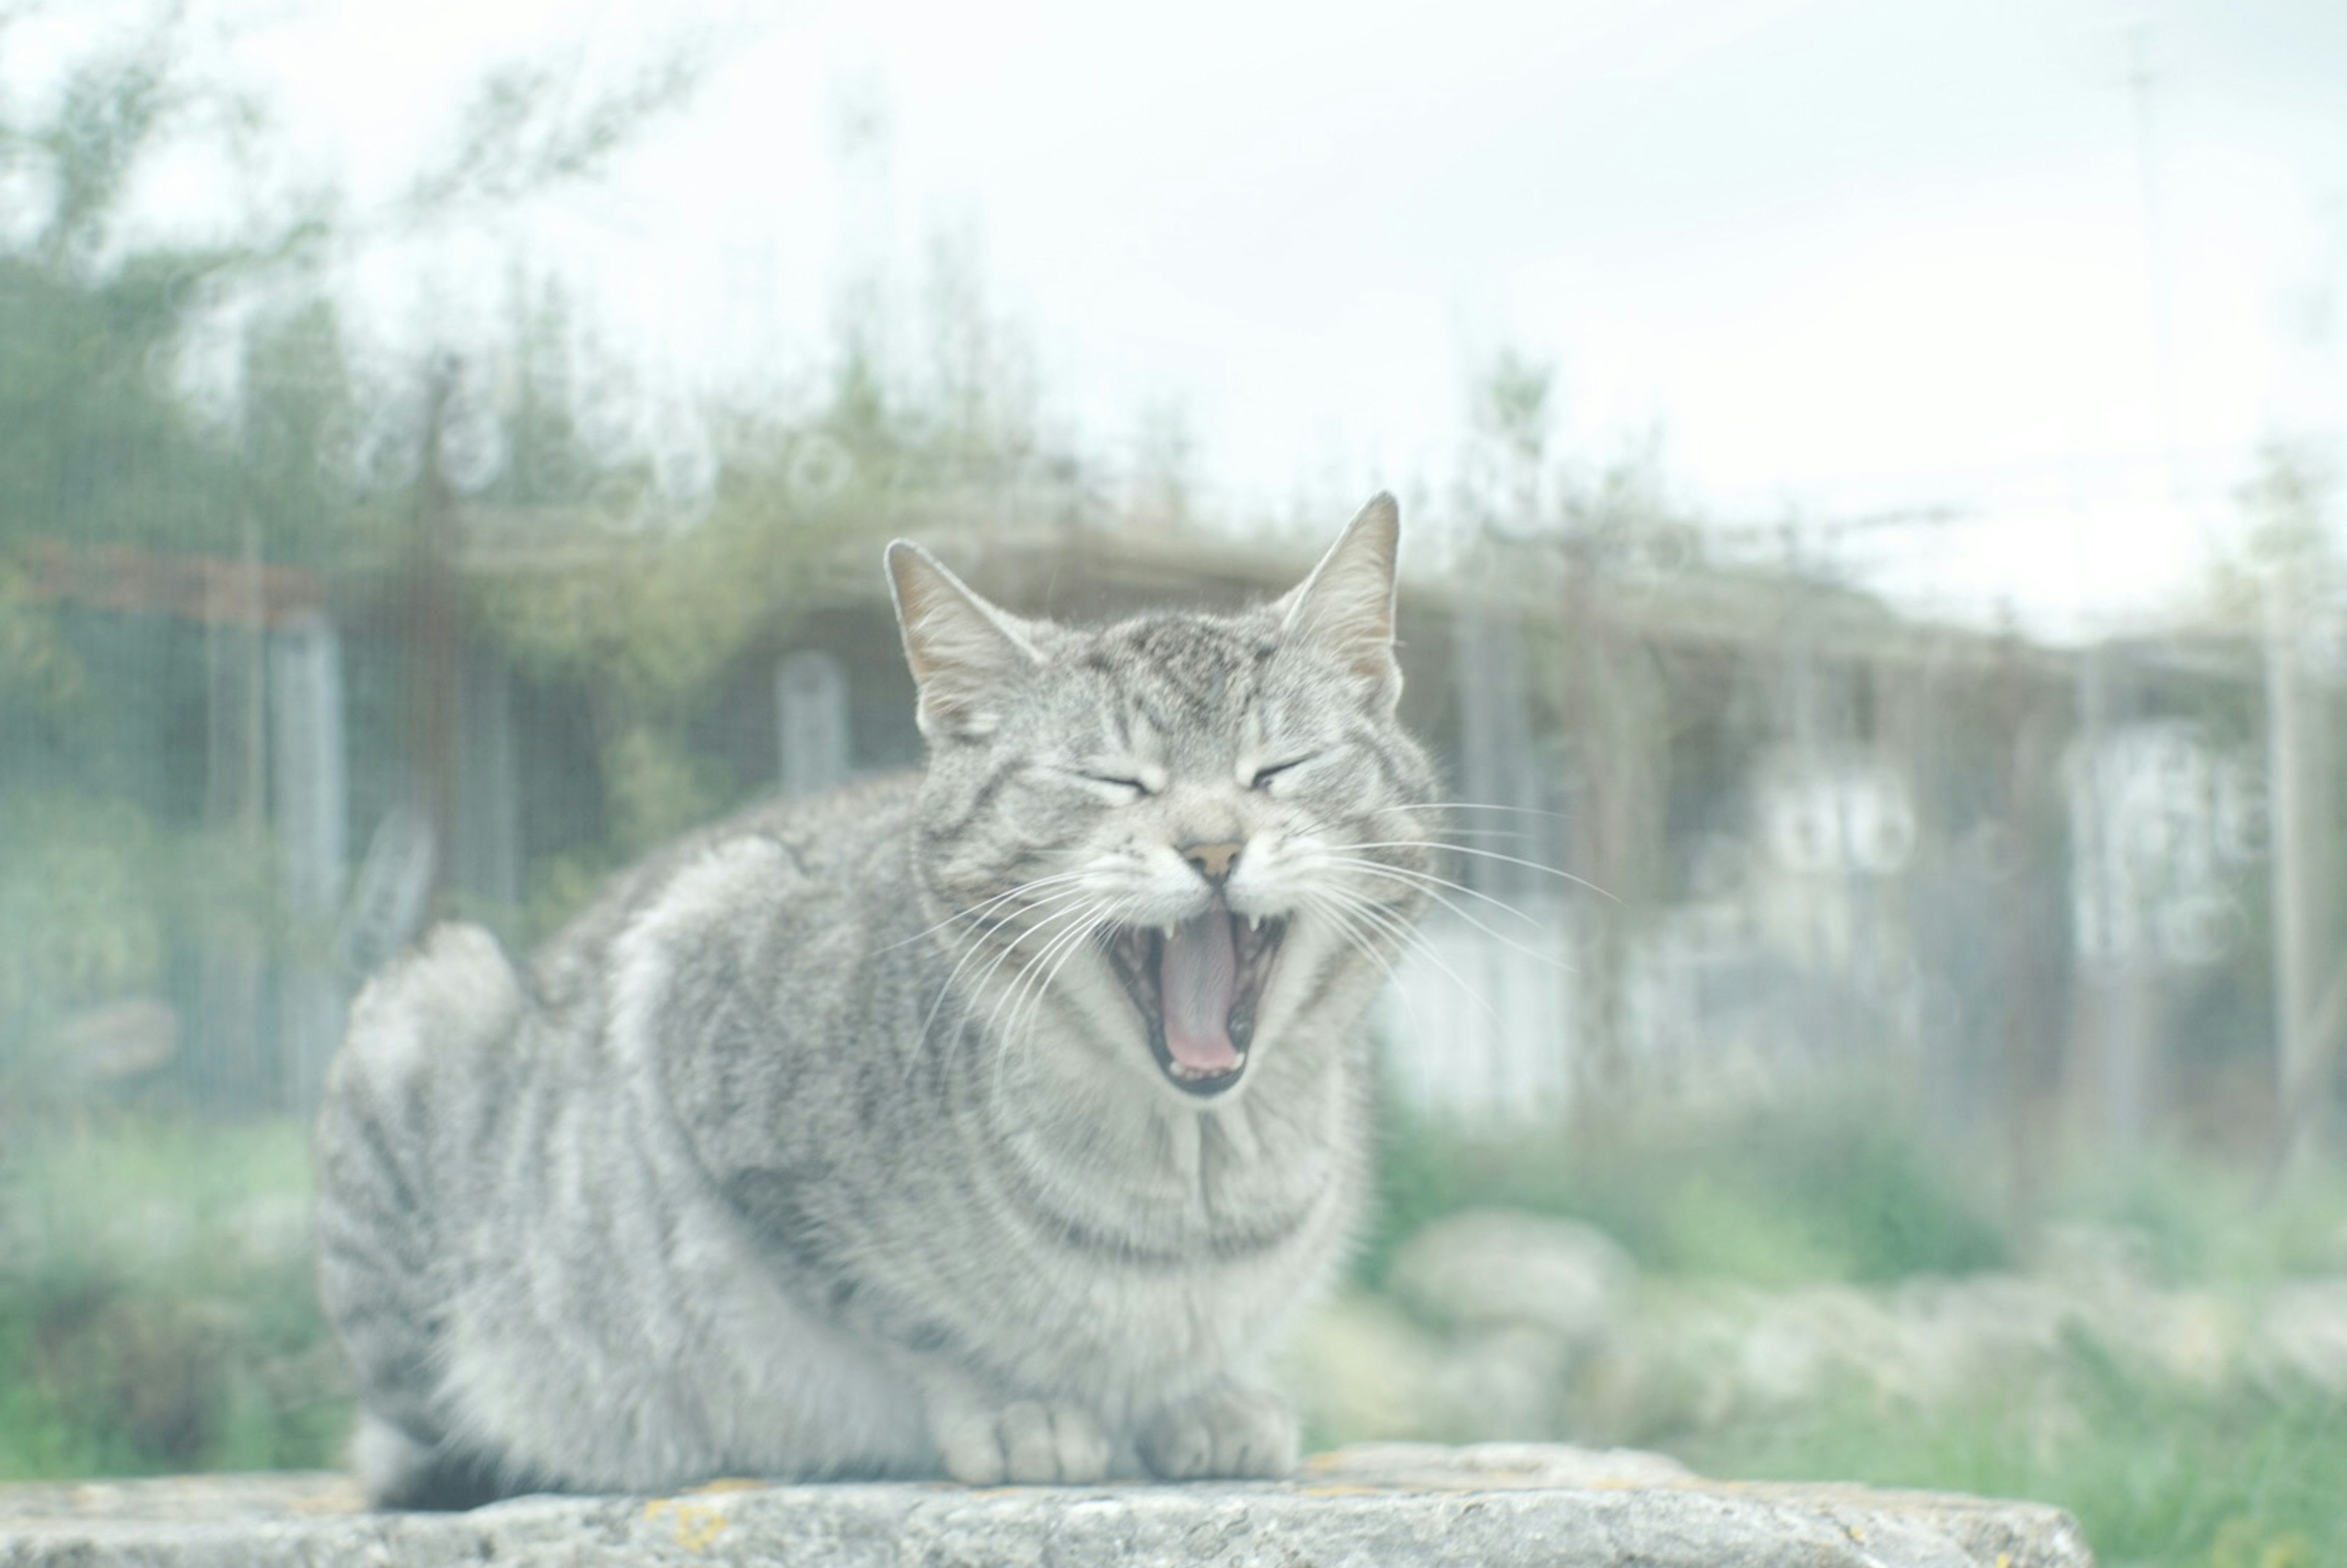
[71,0,2347,632]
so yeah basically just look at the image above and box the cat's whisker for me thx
[1400,800,1573,819]
[1300,893,1452,1085]
[881,870,1100,956]
[985,892,1120,1042]
[926,883,1096,1013]
[1295,879,1414,956]
[909,884,1106,1085]
[979,903,1106,1104]
[1319,857,1574,973]
[1346,839,1621,904]
[1037,899,1137,1027]
[1318,852,1552,931]
[1025,908,1126,1038]
[919,884,1084,998]
[990,898,1131,1102]
[1307,882,1506,1031]
[1293,894,1377,977]
[1295,891,1447,1049]
[1001,896,1136,1066]
[1423,825,1543,843]
[1295,893,1411,1012]
[990,908,1093,1041]
[974,894,1108,1038]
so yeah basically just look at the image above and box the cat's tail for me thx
[314,922,526,1508]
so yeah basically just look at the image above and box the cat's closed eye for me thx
[1247,755,1318,791]
[1060,766,1156,797]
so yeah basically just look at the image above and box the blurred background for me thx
[2,1,2344,1563]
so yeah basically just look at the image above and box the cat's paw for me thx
[1138,1383,1299,1480]
[936,1400,1112,1486]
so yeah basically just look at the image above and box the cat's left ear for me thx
[1278,492,1403,713]
[886,541,1041,741]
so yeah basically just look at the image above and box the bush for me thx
[0,1115,348,1480]
[2054,1157,2347,1288]
[1364,1102,2010,1289]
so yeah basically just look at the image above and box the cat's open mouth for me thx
[1104,907,1288,1097]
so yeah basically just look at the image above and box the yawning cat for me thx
[314,495,1438,1506]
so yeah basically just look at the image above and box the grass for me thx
[1364,1101,2011,1288]
[2054,1156,2347,1289]
[1673,1336,2347,1568]
[0,1113,350,1480]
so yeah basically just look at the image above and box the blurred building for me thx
[18,504,2340,1167]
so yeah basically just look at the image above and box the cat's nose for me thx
[1180,840,1243,886]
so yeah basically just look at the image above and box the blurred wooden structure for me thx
[15,504,2343,1173]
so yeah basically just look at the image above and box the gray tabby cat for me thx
[314,495,1438,1508]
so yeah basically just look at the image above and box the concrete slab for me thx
[0,1442,2093,1566]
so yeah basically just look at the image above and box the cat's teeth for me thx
[1247,914,1263,932]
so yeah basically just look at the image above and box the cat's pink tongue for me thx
[1159,912,1241,1072]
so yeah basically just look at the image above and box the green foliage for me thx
[600,720,729,857]
[1370,1097,2347,1297]
[234,293,367,563]
[2236,439,2337,577]
[1675,1333,2347,1568]
[0,792,169,1029]
[0,0,749,1000]
[1366,1102,2347,1567]
[0,0,721,569]
[0,1115,348,1479]
[1364,1102,2010,1289]
[2205,439,2341,628]
[472,227,1067,911]
[0,2,304,560]
[19,12,210,273]
[0,563,81,709]
[400,42,711,221]
[0,789,282,1127]
[0,251,243,555]
[483,491,823,713]
[2055,1157,2347,1289]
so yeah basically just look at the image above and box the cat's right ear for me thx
[886,542,1041,741]
[1277,492,1404,713]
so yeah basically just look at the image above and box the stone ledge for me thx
[0,1443,2093,1567]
